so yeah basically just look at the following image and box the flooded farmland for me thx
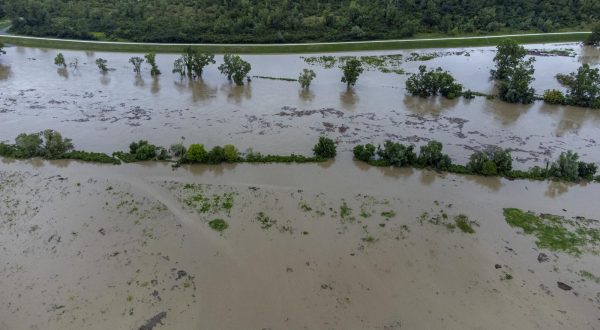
[1,43,600,329]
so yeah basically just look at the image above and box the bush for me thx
[223,144,239,162]
[207,146,226,164]
[406,65,463,99]
[63,151,120,164]
[578,162,598,180]
[353,144,376,162]
[417,140,452,170]
[377,141,417,167]
[467,147,512,175]
[550,151,580,181]
[185,144,208,163]
[14,133,43,158]
[313,137,336,159]
[543,89,566,105]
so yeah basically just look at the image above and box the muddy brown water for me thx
[0,43,599,167]
[1,44,600,329]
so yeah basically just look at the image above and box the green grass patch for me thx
[503,208,600,256]
[208,218,228,232]
[381,210,396,218]
[340,201,353,221]
[455,214,475,234]
[256,212,276,229]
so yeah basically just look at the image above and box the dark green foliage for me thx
[54,53,66,67]
[169,143,186,158]
[467,147,512,176]
[95,58,108,72]
[560,64,600,109]
[543,89,566,105]
[208,219,229,232]
[144,52,160,76]
[4,1,594,43]
[406,65,463,99]
[218,54,251,86]
[313,137,337,159]
[341,58,363,87]
[223,144,239,162]
[207,146,226,164]
[129,56,144,74]
[299,69,316,89]
[353,144,376,162]
[417,140,451,170]
[549,151,597,181]
[115,140,168,162]
[184,144,208,163]
[42,129,74,159]
[498,58,536,104]
[14,133,43,157]
[63,151,121,164]
[585,23,600,46]
[377,141,417,167]
[491,39,528,81]
[174,47,215,78]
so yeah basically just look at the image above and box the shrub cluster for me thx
[113,140,168,162]
[353,140,597,183]
[406,65,463,99]
[0,130,119,164]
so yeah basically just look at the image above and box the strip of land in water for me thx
[0,31,590,54]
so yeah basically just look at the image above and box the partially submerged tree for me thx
[341,58,363,88]
[54,53,66,67]
[491,39,528,80]
[129,56,144,74]
[467,147,512,176]
[95,58,108,72]
[218,54,251,86]
[144,52,160,76]
[562,64,600,108]
[313,137,336,159]
[298,69,316,89]
[406,65,463,99]
[174,47,215,79]
[498,58,536,104]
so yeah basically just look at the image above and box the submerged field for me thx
[1,43,600,329]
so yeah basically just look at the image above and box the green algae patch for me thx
[503,208,600,256]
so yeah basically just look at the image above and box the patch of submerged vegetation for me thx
[419,211,477,234]
[255,212,277,230]
[184,190,236,215]
[455,214,476,234]
[340,200,354,222]
[302,54,405,74]
[208,218,228,232]
[503,208,600,256]
[353,140,599,184]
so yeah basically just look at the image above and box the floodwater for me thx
[1,43,600,329]
[0,43,599,167]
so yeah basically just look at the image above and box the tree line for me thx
[2,0,598,43]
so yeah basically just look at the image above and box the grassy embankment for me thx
[0,32,590,54]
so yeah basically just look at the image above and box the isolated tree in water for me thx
[144,52,160,76]
[174,47,215,79]
[54,53,66,67]
[218,54,251,86]
[498,58,536,104]
[298,69,316,89]
[341,58,363,88]
[95,58,108,72]
[491,39,527,81]
[129,56,144,74]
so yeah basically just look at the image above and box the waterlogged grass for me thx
[580,270,600,284]
[340,201,353,222]
[252,75,297,82]
[455,214,476,234]
[208,218,228,232]
[503,208,600,256]
[183,186,236,215]
[381,210,396,218]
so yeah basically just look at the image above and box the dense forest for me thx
[1,0,598,43]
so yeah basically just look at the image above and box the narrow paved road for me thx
[0,31,590,47]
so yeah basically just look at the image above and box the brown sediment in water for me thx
[1,43,600,329]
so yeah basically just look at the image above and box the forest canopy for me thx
[2,0,598,43]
